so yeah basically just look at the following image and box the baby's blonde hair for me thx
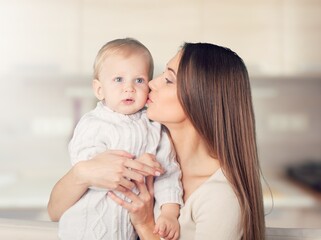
[93,38,154,80]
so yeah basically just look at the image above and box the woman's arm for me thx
[47,163,88,221]
[135,221,159,240]
[47,150,163,221]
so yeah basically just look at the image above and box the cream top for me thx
[178,168,242,240]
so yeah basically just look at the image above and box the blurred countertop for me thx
[263,173,320,209]
[0,169,320,209]
[0,172,58,209]
[0,168,320,225]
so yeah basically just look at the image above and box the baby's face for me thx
[98,53,150,115]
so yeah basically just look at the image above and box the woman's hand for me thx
[47,150,163,221]
[133,153,164,176]
[77,150,164,192]
[108,176,159,240]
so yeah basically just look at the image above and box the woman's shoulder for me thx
[188,169,240,211]
[180,169,242,239]
[202,169,236,196]
[194,169,241,219]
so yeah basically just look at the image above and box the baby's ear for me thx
[92,79,104,100]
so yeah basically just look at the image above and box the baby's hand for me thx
[154,213,180,240]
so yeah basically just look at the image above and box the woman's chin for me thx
[146,108,159,122]
[146,108,154,120]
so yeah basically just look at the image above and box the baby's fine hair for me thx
[93,38,154,80]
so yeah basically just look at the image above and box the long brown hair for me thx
[177,42,265,240]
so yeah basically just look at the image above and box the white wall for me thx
[1,0,321,78]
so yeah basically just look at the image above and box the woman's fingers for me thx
[108,192,132,209]
[108,149,134,159]
[109,177,155,209]
[137,153,162,168]
[136,153,164,173]
[108,190,141,212]
[124,158,163,177]
[122,167,144,183]
[109,177,156,228]
[88,150,162,192]
[145,175,155,195]
[114,185,127,192]
[118,177,135,190]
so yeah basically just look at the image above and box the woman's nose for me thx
[148,77,156,90]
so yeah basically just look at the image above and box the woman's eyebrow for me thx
[167,67,176,75]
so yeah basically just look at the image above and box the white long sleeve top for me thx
[59,101,183,240]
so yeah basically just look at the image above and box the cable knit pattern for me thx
[58,101,183,240]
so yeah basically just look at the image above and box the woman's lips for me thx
[147,94,153,103]
[147,98,153,104]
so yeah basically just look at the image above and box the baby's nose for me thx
[124,82,135,92]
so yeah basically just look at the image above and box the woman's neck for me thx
[167,121,210,166]
[167,122,220,177]
[166,121,220,202]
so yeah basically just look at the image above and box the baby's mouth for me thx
[123,98,135,104]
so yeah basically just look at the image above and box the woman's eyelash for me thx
[165,78,173,84]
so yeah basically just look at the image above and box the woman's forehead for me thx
[167,51,182,72]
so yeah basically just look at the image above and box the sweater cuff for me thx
[154,188,184,209]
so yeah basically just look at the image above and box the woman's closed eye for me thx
[165,78,173,84]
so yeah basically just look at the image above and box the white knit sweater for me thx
[58,102,183,240]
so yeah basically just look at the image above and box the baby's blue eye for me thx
[136,78,144,84]
[114,77,123,82]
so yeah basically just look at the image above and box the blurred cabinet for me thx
[282,0,321,75]
[266,207,321,228]
[79,0,204,75]
[80,0,321,76]
[201,0,284,75]
[0,0,321,77]
[202,0,321,76]
[0,0,82,77]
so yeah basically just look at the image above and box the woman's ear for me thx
[92,79,104,100]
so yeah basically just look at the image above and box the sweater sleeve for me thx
[192,182,242,240]
[68,114,108,166]
[153,130,184,208]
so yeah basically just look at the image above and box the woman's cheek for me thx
[147,101,186,124]
[146,104,158,121]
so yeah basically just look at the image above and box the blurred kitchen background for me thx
[0,0,320,228]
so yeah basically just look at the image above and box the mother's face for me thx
[147,51,186,126]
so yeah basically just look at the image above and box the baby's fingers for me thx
[164,228,179,240]
[153,225,159,234]
[172,231,179,240]
[157,223,167,237]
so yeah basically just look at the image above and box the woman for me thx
[48,42,265,240]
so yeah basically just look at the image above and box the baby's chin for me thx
[117,106,145,115]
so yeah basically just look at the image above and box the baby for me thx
[58,38,183,240]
